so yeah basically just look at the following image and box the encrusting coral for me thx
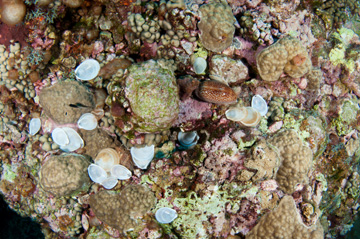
[256,36,312,81]
[246,196,324,239]
[39,81,95,124]
[89,185,156,233]
[198,1,236,52]
[39,153,91,197]
[268,129,313,194]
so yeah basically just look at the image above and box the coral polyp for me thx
[0,0,360,238]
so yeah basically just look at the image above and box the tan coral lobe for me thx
[195,80,237,104]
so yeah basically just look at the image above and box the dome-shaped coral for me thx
[124,60,179,133]
[198,2,236,53]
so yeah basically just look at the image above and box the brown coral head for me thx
[211,23,232,43]
[195,80,237,104]
[291,54,307,66]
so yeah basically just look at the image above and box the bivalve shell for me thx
[178,131,199,148]
[95,148,120,172]
[77,113,98,130]
[225,106,261,127]
[193,57,207,75]
[100,176,118,189]
[110,165,132,180]
[130,145,155,169]
[51,127,69,146]
[155,207,178,224]
[59,127,84,152]
[251,95,268,116]
[29,118,41,135]
[75,59,100,81]
[88,164,108,184]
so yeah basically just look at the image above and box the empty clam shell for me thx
[251,95,268,116]
[88,164,108,184]
[75,59,100,81]
[178,131,199,148]
[29,118,41,136]
[100,176,118,189]
[155,207,178,224]
[110,165,132,180]
[95,148,120,172]
[51,127,69,146]
[77,113,98,130]
[225,106,261,127]
[58,127,84,152]
[193,57,207,74]
[130,145,155,170]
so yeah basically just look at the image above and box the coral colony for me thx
[1,0,360,238]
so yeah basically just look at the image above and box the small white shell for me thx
[51,127,69,146]
[77,113,98,130]
[155,207,178,224]
[100,176,118,189]
[75,59,100,81]
[110,165,132,180]
[130,145,155,170]
[59,127,84,152]
[251,95,268,116]
[29,118,41,135]
[225,106,261,127]
[178,131,199,147]
[193,57,207,74]
[88,164,108,184]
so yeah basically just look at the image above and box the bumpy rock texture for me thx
[246,196,324,239]
[124,60,179,133]
[39,153,91,197]
[198,2,236,52]
[257,36,312,81]
[89,185,156,233]
[39,81,95,124]
[269,129,313,194]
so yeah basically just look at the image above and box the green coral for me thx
[124,60,180,133]
[329,28,360,73]
[331,98,360,136]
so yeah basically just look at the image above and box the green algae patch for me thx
[1,163,17,183]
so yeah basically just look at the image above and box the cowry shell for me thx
[251,95,268,116]
[51,127,69,146]
[100,176,118,189]
[178,131,199,148]
[193,57,207,74]
[88,164,108,184]
[110,165,132,180]
[130,145,155,170]
[75,59,100,81]
[155,207,178,224]
[225,106,261,127]
[95,148,120,172]
[29,118,41,135]
[59,127,84,152]
[77,113,98,130]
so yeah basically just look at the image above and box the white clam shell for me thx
[100,176,118,189]
[110,165,132,180]
[155,207,178,224]
[193,57,207,74]
[77,113,98,130]
[178,131,199,147]
[75,59,100,81]
[130,145,155,170]
[88,164,108,184]
[58,127,84,152]
[251,95,268,116]
[225,107,261,127]
[95,148,120,172]
[29,118,41,135]
[51,127,69,146]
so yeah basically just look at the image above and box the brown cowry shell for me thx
[195,80,237,104]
